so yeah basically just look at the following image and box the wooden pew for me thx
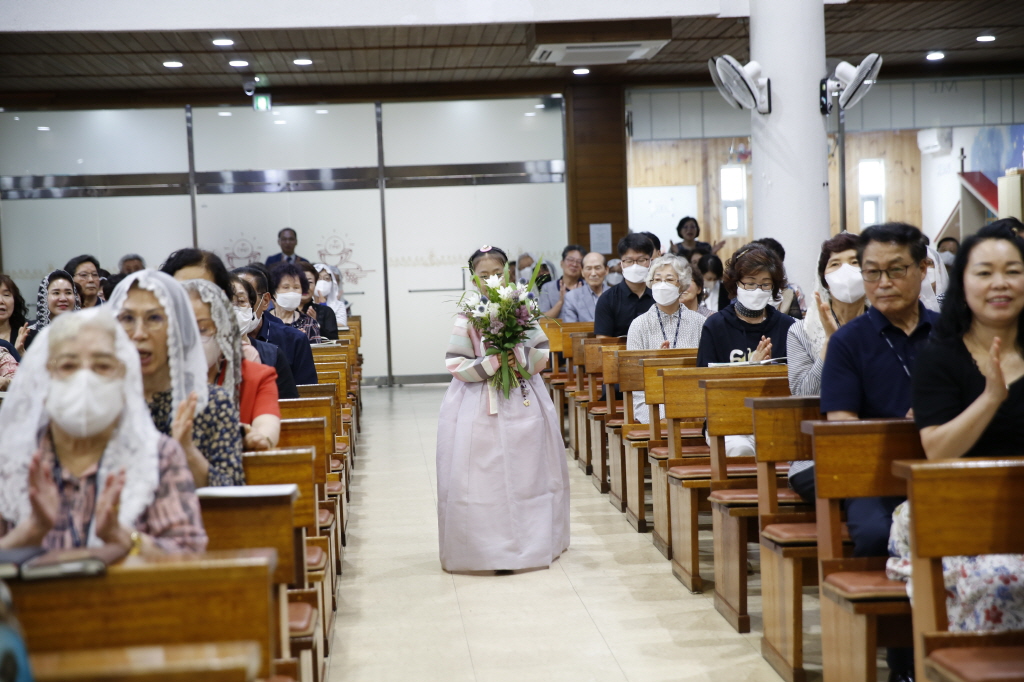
[548,322,594,439]
[31,641,263,682]
[571,336,606,475]
[9,550,278,679]
[802,419,923,682]
[747,394,827,682]
[894,457,1024,682]
[584,338,627,493]
[565,329,596,462]
[661,364,787,593]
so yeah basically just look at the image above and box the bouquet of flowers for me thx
[458,258,545,400]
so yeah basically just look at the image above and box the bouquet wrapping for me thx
[457,260,545,400]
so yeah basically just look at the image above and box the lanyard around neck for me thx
[657,308,682,348]
[880,331,912,379]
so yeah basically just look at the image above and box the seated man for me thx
[562,252,607,323]
[594,233,655,340]
[539,245,584,319]
[820,222,937,682]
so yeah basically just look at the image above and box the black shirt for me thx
[696,303,795,366]
[913,336,1024,458]
[594,281,654,337]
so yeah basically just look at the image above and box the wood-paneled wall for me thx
[566,85,629,253]
[627,137,752,263]
[827,130,922,234]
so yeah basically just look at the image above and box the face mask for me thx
[202,335,222,369]
[623,264,649,284]
[824,263,865,304]
[605,273,624,286]
[276,291,302,312]
[926,266,937,286]
[939,251,956,267]
[314,280,331,298]
[651,282,681,306]
[45,370,124,438]
[234,306,258,336]
[735,286,772,311]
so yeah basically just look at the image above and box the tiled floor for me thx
[329,384,824,682]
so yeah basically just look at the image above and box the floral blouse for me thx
[284,311,321,343]
[0,432,208,553]
[149,386,245,486]
[887,501,1024,632]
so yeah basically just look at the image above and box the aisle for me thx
[329,384,790,682]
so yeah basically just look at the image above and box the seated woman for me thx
[0,308,207,554]
[626,254,706,423]
[697,242,795,457]
[230,274,299,399]
[64,254,104,308]
[182,279,281,451]
[698,254,729,313]
[681,265,713,319]
[107,271,244,487]
[19,270,81,354]
[315,264,349,327]
[786,232,867,502]
[887,221,1024,631]
[299,261,338,341]
[0,274,28,349]
[269,263,321,343]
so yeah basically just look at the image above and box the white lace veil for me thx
[313,263,347,322]
[921,245,950,313]
[105,270,210,415]
[801,268,830,357]
[0,308,161,546]
[31,270,82,330]
[180,279,242,412]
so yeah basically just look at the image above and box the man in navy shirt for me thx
[594,233,656,339]
[820,222,936,682]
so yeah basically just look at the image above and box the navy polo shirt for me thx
[257,313,319,386]
[594,280,654,337]
[820,303,938,418]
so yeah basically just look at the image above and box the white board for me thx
[627,185,699,253]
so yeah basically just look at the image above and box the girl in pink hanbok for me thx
[436,246,570,573]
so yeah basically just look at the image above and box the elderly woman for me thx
[64,255,104,309]
[182,279,280,452]
[0,308,206,554]
[299,261,338,341]
[313,263,348,328]
[626,254,706,423]
[107,271,244,487]
[269,263,321,343]
[786,232,867,502]
[19,270,82,354]
[884,220,1024,633]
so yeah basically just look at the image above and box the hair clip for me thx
[479,245,492,253]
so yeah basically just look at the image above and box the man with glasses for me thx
[562,252,608,323]
[540,245,585,319]
[594,233,656,340]
[819,222,936,682]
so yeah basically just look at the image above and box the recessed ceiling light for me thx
[254,77,261,82]
[315,109,329,114]
[37,126,50,131]
[534,104,545,109]
[212,39,234,46]
[274,120,287,125]
[551,93,563,98]
[524,112,537,117]
[229,60,249,68]
[573,68,590,76]
[218,111,232,117]
[976,35,995,42]
[272,111,281,115]
[163,61,183,68]
[293,58,313,66]
[926,51,945,61]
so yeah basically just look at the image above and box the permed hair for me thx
[270,262,309,295]
[723,243,787,298]
[645,254,693,292]
[817,232,861,292]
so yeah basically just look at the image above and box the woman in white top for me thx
[626,254,706,423]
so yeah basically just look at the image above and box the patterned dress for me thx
[148,386,245,486]
[435,314,570,572]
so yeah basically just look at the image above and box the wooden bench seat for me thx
[927,645,1024,682]
[31,641,264,682]
[585,340,628,494]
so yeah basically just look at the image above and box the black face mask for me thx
[536,273,552,289]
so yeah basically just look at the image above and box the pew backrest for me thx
[641,357,698,406]
[242,448,318,533]
[277,417,330,485]
[615,348,697,393]
[701,377,791,437]
[660,364,788,420]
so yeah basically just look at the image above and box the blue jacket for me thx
[265,253,309,266]
[256,314,318,385]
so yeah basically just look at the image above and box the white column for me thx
[749,0,830,295]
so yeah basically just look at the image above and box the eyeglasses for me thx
[75,272,100,281]
[737,281,773,291]
[117,311,168,333]
[563,258,583,266]
[621,257,651,267]
[861,265,912,282]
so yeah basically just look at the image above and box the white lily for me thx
[461,289,482,308]
[485,274,503,289]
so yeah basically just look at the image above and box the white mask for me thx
[938,251,956,267]
[622,264,649,284]
[926,266,937,286]
[275,291,302,312]
[824,263,865,304]
[651,282,681,306]
[314,280,331,298]
[735,286,772,311]
[234,306,258,336]
[45,370,124,438]
[605,273,624,286]
[202,334,222,369]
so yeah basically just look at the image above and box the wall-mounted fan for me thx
[709,55,771,114]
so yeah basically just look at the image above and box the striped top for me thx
[445,314,550,383]
[785,323,820,479]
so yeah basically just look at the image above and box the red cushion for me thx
[650,445,711,459]
[330,458,343,471]
[305,545,326,570]
[668,463,759,480]
[761,523,851,545]
[318,508,334,527]
[288,602,316,636]
[824,571,908,599]
[708,487,803,505]
[928,646,1024,682]
[325,480,344,495]
[606,418,625,427]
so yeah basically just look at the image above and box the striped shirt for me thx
[626,304,705,424]
[785,323,821,479]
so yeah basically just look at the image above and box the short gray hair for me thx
[645,254,692,291]
[118,253,146,270]
[48,307,118,353]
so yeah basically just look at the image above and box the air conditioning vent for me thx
[529,40,669,66]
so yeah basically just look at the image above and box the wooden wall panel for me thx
[566,84,629,254]
[827,130,922,235]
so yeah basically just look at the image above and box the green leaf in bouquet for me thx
[501,356,512,398]
[485,347,500,356]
